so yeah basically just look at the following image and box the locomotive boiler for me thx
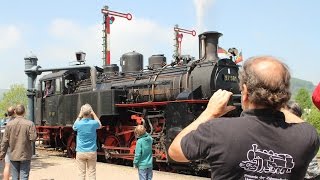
[31,31,241,171]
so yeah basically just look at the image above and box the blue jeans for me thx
[138,167,153,180]
[10,160,31,180]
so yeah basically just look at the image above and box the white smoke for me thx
[193,0,215,33]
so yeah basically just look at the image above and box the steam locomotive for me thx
[33,31,241,171]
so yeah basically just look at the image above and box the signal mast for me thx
[101,6,132,67]
[173,24,196,59]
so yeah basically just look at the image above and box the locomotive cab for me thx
[35,68,91,126]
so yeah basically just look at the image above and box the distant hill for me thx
[290,77,315,97]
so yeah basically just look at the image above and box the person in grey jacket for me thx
[0,104,37,180]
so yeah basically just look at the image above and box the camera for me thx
[228,94,242,107]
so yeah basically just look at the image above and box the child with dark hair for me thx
[286,101,303,117]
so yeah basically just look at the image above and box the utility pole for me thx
[101,6,132,67]
[173,25,196,58]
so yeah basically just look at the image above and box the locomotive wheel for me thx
[103,135,121,159]
[104,135,121,147]
[128,136,136,154]
[66,133,76,158]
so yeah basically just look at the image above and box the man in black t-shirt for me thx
[168,56,320,180]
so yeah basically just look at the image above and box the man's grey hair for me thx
[81,104,93,116]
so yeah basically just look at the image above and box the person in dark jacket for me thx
[133,125,153,180]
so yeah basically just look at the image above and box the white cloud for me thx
[110,18,172,64]
[0,25,24,89]
[39,17,198,69]
[179,33,198,58]
[0,25,21,51]
[0,17,202,89]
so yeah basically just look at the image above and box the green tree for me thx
[295,88,312,110]
[306,105,320,133]
[0,84,27,118]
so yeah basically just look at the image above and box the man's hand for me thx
[168,89,236,162]
[91,111,102,128]
[203,89,236,119]
[78,110,83,119]
[90,111,97,117]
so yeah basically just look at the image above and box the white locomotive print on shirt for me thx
[239,144,295,174]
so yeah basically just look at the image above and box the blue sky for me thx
[0,0,319,89]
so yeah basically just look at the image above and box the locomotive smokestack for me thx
[198,31,222,62]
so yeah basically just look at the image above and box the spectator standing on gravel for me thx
[0,104,37,180]
[1,106,16,180]
[133,125,153,180]
[73,104,102,180]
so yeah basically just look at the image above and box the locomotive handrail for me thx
[99,65,190,84]
[146,116,154,135]
[115,99,208,108]
[149,63,173,101]
[112,80,172,89]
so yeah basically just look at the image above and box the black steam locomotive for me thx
[34,31,241,171]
